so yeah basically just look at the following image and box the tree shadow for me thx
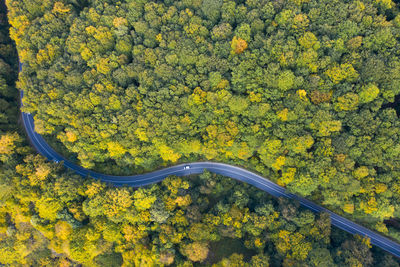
[380,94,400,117]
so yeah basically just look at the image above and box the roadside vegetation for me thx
[0,6,399,264]
[6,0,400,242]
[2,0,400,265]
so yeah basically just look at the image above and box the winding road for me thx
[19,64,400,258]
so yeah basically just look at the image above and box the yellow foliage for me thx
[360,197,378,214]
[93,27,113,46]
[276,230,312,261]
[171,209,188,226]
[375,0,393,9]
[277,108,289,121]
[359,83,379,103]
[123,224,147,243]
[158,144,181,162]
[35,164,51,182]
[375,183,387,194]
[184,22,200,35]
[107,141,127,158]
[298,49,319,72]
[376,221,388,233]
[279,51,294,66]
[288,135,314,154]
[104,188,134,217]
[206,125,218,139]
[96,58,112,74]
[314,120,342,137]
[8,15,30,48]
[251,124,259,133]
[356,235,372,249]
[279,168,296,186]
[0,133,18,154]
[36,49,48,65]
[254,238,264,248]
[343,203,355,214]
[80,47,93,61]
[18,49,33,63]
[55,221,72,240]
[85,228,101,242]
[249,91,262,102]
[113,17,128,28]
[217,79,229,89]
[36,198,63,221]
[48,88,59,100]
[66,131,77,142]
[335,93,359,111]
[182,242,209,262]
[175,195,192,207]
[156,33,163,43]
[298,32,320,50]
[320,167,337,184]
[52,2,71,14]
[164,177,190,196]
[135,128,148,141]
[186,139,202,154]
[296,89,307,101]
[85,181,106,197]
[139,211,151,222]
[376,204,395,219]
[354,166,369,180]
[133,188,157,211]
[231,36,248,54]
[272,156,286,171]
[237,142,252,160]
[292,14,309,30]
[226,121,239,137]
[16,231,31,241]
[326,63,359,84]
[190,87,207,105]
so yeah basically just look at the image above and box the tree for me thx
[201,0,222,22]
[307,248,335,267]
[181,242,209,262]
[335,238,373,267]
[231,36,248,55]
[277,70,295,91]
[0,132,19,155]
[359,84,379,103]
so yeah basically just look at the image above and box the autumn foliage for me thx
[2,0,400,265]
[231,36,248,54]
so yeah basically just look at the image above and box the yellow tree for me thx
[104,188,134,218]
[231,36,248,54]
[107,141,126,158]
[0,132,19,155]
[181,242,209,262]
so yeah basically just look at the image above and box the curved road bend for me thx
[19,65,400,258]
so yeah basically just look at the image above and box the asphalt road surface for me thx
[19,65,400,258]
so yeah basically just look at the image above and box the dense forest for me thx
[3,160,400,266]
[6,0,400,241]
[0,4,399,266]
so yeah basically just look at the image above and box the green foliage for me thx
[1,133,399,266]
[201,0,222,22]
[359,84,380,103]
[3,0,400,265]
[277,70,296,91]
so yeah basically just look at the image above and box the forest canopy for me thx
[1,0,400,265]
[6,0,400,243]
